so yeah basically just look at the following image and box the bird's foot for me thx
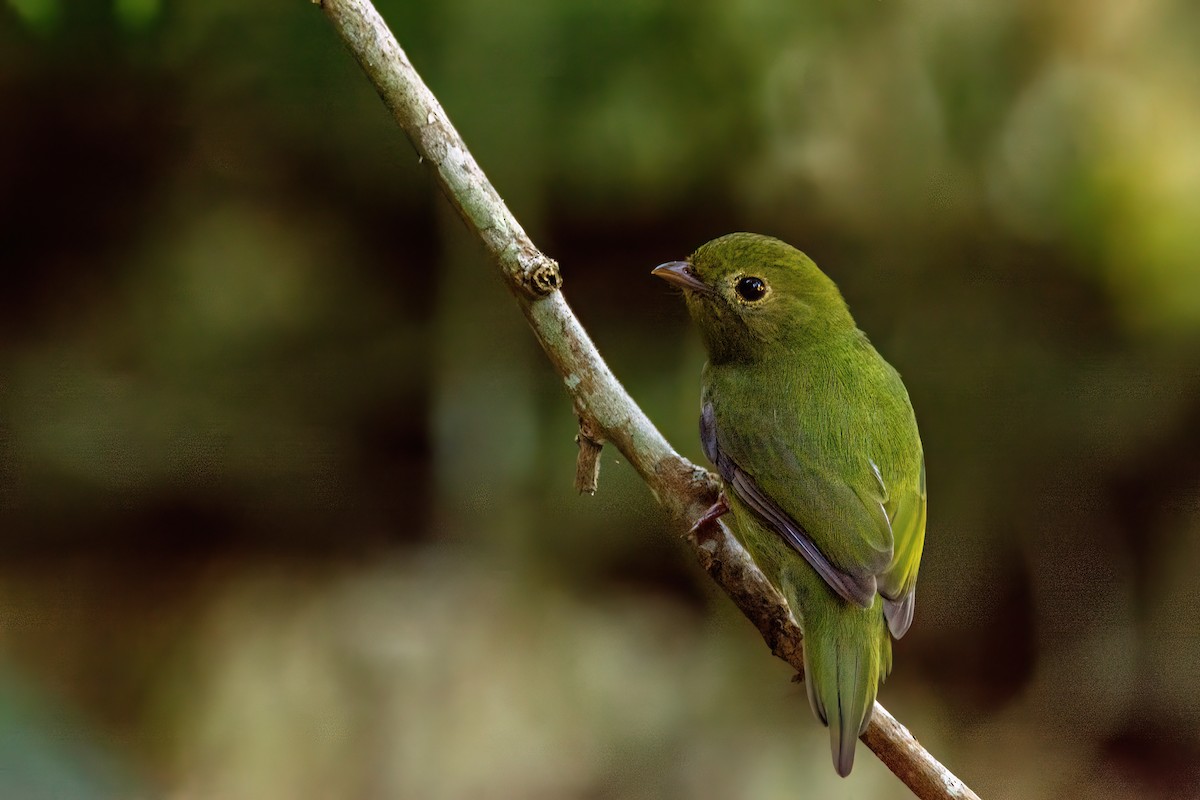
[689,494,730,535]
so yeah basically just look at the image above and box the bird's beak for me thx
[652,261,712,294]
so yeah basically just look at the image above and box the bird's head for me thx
[653,232,853,364]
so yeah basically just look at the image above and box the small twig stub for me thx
[574,416,604,495]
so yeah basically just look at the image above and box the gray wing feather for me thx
[882,593,914,638]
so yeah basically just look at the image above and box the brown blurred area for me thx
[2,0,1200,798]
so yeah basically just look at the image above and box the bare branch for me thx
[863,706,980,800]
[315,2,980,798]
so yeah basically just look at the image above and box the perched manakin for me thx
[653,233,926,777]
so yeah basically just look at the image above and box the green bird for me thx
[653,233,926,777]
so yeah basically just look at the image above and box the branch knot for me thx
[530,259,563,295]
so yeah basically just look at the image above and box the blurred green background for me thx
[2,0,1200,798]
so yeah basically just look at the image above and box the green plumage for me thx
[654,233,927,777]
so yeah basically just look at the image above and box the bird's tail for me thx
[797,588,892,777]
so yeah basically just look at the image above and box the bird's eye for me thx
[735,276,768,302]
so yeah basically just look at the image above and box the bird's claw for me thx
[689,494,730,535]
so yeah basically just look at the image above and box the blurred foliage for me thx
[1,0,1200,798]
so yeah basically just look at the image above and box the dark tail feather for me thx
[833,648,872,777]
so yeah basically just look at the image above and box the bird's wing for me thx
[879,457,926,638]
[702,402,893,609]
